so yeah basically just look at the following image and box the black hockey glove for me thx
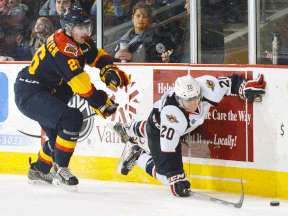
[238,74,266,102]
[100,65,130,88]
[90,90,118,119]
[168,172,191,197]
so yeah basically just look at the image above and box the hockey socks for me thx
[137,153,170,186]
[37,141,53,174]
[54,130,79,167]
[126,121,147,138]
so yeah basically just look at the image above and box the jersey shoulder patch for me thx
[196,75,224,103]
[161,105,189,134]
[54,29,81,58]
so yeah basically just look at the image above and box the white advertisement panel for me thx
[0,64,40,153]
[1,63,288,174]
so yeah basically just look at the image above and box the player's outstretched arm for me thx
[81,40,130,89]
[100,65,130,88]
[231,74,266,102]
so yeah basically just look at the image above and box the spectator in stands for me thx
[23,0,40,19]
[124,0,165,22]
[39,0,80,16]
[114,2,175,63]
[91,0,117,16]
[7,0,28,16]
[144,0,163,10]
[53,0,76,31]
[90,0,131,21]
[162,0,224,64]
[0,26,15,61]
[15,17,53,61]
[0,26,9,56]
[0,0,10,15]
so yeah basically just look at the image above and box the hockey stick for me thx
[18,103,119,139]
[184,180,244,208]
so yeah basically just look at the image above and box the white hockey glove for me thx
[168,172,191,197]
[239,74,266,102]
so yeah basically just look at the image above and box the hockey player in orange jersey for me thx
[14,6,130,191]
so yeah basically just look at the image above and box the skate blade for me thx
[28,179,52,185]
[52,179,78,192]
[116,141,133,175]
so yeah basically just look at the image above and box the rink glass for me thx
[0,0,287,65]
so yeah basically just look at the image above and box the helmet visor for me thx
[79,21,93,36]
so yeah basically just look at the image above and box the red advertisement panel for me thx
[154,69,253,162]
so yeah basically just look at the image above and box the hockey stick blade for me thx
[18,103,120,139]
[184,180,244,208]
[18,129,47,139]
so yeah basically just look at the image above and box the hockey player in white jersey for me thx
[109,73,266,197]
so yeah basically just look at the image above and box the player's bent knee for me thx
[57,108,83,132]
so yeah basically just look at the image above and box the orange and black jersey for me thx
[16,29,114,109]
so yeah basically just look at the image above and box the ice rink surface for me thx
[0,174,287,216]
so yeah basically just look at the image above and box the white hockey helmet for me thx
[174,75,201,111]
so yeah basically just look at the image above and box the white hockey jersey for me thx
[153,75,232,153]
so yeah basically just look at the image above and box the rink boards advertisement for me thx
[1,63,288,199]
[154,69,253,162]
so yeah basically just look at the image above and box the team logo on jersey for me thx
[191,119,196,125]
[206,80,215,91]
[64,43,78,56]
[166,114,179,123]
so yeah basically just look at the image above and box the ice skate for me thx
[107,122,133,143]
[28,157,53,184]
[52,162,78,191]
[119,144,144,175]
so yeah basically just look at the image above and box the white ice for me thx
[0,174,287,216]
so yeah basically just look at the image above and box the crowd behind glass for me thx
[0,0,287,65]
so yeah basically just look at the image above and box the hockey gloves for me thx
[168,172,191,197]
[239,74,266,102]
[100,65,130,88]
[91,90,118,119]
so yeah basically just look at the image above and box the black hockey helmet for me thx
[60,6,93,35]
